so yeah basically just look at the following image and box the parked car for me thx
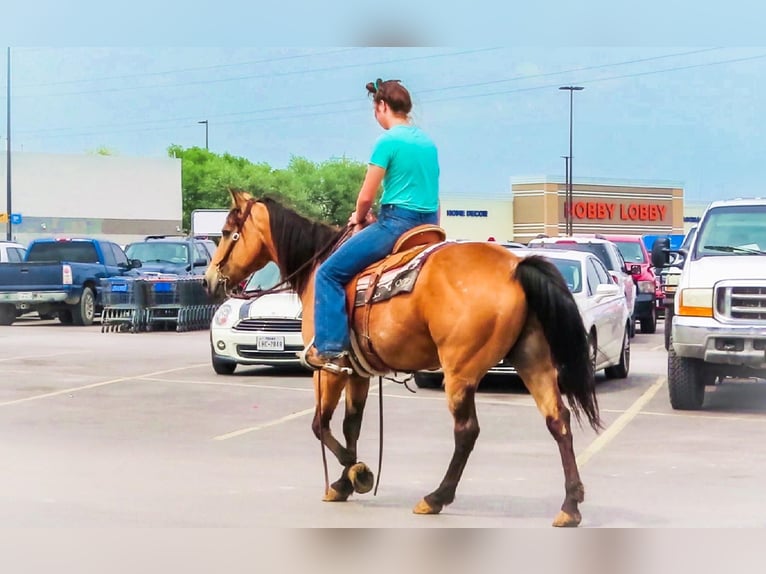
[0,241,26,263]
[527,235,638,336]
[210,261,304,375]
[414,247,632,388]
[603,234,659,334]
[124,235,217,276]
[652,199,766,410]
[0,237,141,326]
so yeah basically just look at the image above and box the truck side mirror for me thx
[651,237,670,268]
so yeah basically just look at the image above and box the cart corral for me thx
[100,275,217,333]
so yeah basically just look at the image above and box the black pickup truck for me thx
[0,238,141,326]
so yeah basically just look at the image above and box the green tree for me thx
[168,145,368,229]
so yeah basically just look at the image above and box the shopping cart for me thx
[100,277,146,333]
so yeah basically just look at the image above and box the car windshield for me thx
[695,206,766,257]
[549,258,582,293]
[613,241,645,263]
[126,242,190,264]
[245,261,283,292]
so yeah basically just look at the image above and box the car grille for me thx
[716,283,766,322]
[236,345,303,360]
[233,318,302,332]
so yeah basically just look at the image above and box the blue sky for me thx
[2,47,766,203]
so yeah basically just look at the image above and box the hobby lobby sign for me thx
[566,201,668,221]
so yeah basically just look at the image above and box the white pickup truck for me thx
[652,198,766,410]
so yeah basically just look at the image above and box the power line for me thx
[13,48,745,137]
[14,48,359,88]
[14,48,501,98]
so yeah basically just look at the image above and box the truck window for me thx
[26,242,100,264]
[110,243,129,266]
[695,206,766,258]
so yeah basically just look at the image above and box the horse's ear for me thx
[228,188,253,208]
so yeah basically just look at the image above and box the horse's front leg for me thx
[311,372,373,502]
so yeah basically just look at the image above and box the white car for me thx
[414,247,632,387]
[527,235,638,335]
[0,241,26,263]
[210,262,305,375]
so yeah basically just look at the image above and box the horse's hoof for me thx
[412,498,443,515]
[322,487,350,502]
[348,462,374,494]
[552,510,581,527]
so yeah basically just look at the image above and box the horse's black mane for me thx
[257,197,345,296]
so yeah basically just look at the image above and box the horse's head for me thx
[203,188,275,301]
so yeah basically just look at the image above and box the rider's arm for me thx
[351,165,385,224]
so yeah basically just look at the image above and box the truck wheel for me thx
[640,307,657,334]
[667,344,705,410]
[71,287,96,326]
[605,325,631,379]
[0,304,15,326]
[414,372,444,389]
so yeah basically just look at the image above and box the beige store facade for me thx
[512,177,685,242]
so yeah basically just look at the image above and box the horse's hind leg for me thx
[311,371,373,502]
[413,373,480,515]
[512,327,584,527]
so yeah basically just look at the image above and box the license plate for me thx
[17,292,34,301]
[111,284,128,292]
[256,336,284,351]
[153,282,173,293]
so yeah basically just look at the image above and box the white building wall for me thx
[438,195,514,242]
[0,152,181,246]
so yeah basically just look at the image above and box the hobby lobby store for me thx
[439,178,685,243]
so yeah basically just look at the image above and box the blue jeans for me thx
[314,204,439,355]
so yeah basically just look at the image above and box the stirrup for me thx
[298,345,353,375]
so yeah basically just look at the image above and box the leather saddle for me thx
[343,224,448,376]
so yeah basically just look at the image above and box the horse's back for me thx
[362,241,528,372]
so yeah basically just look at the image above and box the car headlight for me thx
[637,280,655,294]
[213,303,234,327]
[678,288,713,317]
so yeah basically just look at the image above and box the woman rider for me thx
[301,78,441,372]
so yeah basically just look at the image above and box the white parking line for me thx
[138,377,315,394]
[213,380,397,441]
[213,407,316,441]
[0,363,208,408]
[650,344,666,352]
[576,376,666,468]
[0,350,88,363]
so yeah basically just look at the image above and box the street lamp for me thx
[198,120,209,150]
[559,86,584,236]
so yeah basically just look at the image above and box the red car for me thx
[602,234,659,334]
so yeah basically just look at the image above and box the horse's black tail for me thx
[515,255,602,431]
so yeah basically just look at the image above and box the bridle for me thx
[214,198,256,293]
[215,198,355,300]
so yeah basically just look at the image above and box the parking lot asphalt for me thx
[1,317,765,527]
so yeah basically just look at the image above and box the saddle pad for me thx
[353,241,450,307]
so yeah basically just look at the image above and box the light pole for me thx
[6,47,12,241]
[561,155,570,235]
[559,86,584,236]
[198,120,208,150]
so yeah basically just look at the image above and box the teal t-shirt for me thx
[369,125,440,212]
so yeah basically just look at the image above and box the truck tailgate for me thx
[0,262,65,291]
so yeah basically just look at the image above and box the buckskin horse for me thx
[203,188,601,527]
